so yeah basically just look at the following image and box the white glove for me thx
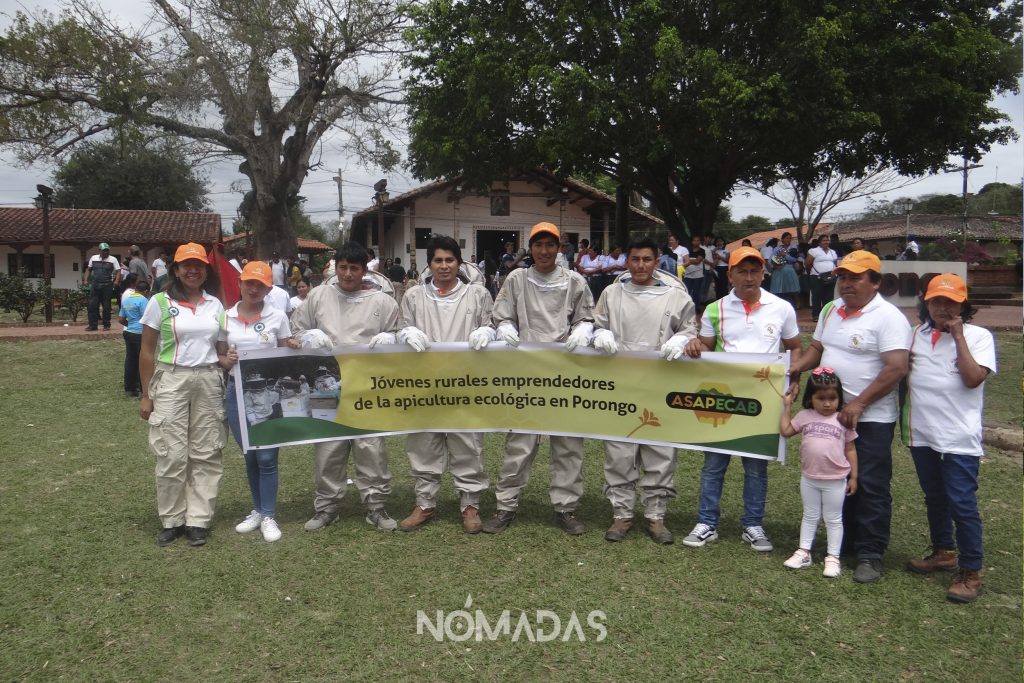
[468,326,496,350]
[299,329,334,351]
[592,328,618,355]
[368,332,397,348]
[398,326,431,352]
[660,334,691,361]
[564,321,594,352]
[497,322,520,348]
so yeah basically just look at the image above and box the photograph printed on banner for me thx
[237,354,341,426]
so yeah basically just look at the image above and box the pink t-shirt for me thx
[789,409,857,480]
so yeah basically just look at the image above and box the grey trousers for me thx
[406,432,488,510]
[603,440,677,519]
[313,437,391,514]
[494,433,584,513]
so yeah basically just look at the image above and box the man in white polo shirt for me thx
[682,246,802,552]
[792,249,910,583]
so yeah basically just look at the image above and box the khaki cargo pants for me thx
[148,363,226,529]
[406,432,488,511]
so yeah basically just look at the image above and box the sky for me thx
[0,0,1020,233]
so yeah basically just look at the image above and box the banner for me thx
[232,344,791,461]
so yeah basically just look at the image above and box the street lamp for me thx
[372,178,388,251]
[33,184,54,323]
[895,198,914,245]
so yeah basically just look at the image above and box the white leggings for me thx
[799,475,846,557]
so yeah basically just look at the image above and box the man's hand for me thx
[683,338,706,359]
[497,322,520,348]
[564,322,594,351]
[660,335,690,361]
[468,326,496,350]
[839,401,865,430]
[399,326,431,352]
[368,332,397,348]
[592,329,618,355]
[299,329,334,350]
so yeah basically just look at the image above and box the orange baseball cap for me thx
[528,221,560,244]
[174,242,209,265]
[728,246,766,270]
[924,273,968,303]
[834,249,881,274]
[241,261,273,287]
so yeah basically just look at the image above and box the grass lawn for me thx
[0,337,1020,681]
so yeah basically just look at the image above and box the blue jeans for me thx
[697,451,768,528]
[226,379,279,517]
[684,276,704,307]
[841,421,894,561]
[910,447,983,571]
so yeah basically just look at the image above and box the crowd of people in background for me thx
[79,222,996,605]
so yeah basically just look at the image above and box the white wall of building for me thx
[0,245,162,289]
[380,181,602,270]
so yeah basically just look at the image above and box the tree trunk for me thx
[251,197,296,260]
[614,184,630,246]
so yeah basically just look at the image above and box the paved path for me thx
[0,299,1019,342]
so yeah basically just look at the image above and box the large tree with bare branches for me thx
[0,0,405,256]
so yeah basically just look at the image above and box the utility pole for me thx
[332,169,345,242]
[34,184,54,323]
[957,156,982,246]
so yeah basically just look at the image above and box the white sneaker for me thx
[823,555,841,578]
[682,523,718,547]
[235,510,262,534]
[260,517,282,542]
[784,549,812,569]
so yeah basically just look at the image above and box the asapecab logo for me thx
[665,382,761,427]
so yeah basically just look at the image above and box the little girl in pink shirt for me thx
[780,367,859,577]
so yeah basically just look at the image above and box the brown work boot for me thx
[555,511,585,536]
[644,518,674,545]
[907,548,959,574]
[947,568,982,603]
[399,505,435,531]
[462,506,482,534]
[481,510,517,534]
[604,517,633,542]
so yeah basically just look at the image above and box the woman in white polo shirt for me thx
[217,261,300,542]
[805,234,839,322]
[905,273,995,604]
[139,243,225,548]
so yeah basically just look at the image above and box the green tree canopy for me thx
[52,134,209,211]
[0,0,405,257]
[405,0,1022,239]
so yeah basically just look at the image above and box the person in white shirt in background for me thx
[395,235,496,534]
[790,249,910,585]
[366,248,380,272]
[265,283,293,314]
[151,249,169,283]
[592,236,697,545]
[482,221,595,536]
[216,261,301,543]
[667,234,689,269]
[288,280,309,314]
[905,274,995,604]
[269,252,286,287]
[805,234,839,322]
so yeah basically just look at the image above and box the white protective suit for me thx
[400,277,494,511]
[594,271,698,519]
[290,281,400,514]
[490,265,595,513]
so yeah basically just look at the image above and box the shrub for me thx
[54,286,89,322]
[0,270,49,323]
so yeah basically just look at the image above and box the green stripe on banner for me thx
[249,416,376,446]
[698,432,782,459]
